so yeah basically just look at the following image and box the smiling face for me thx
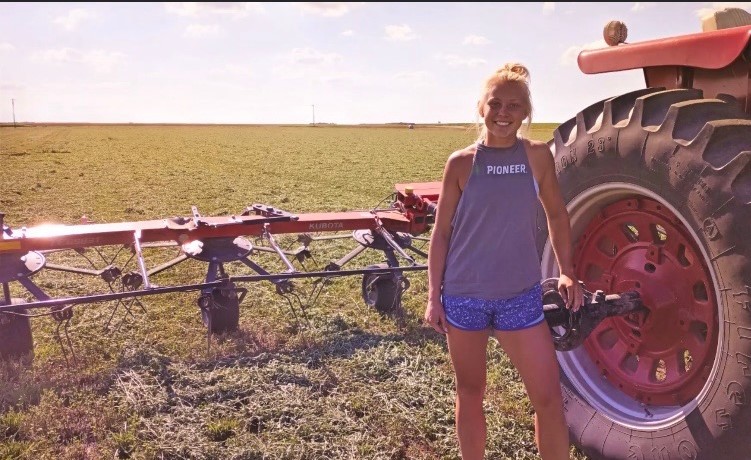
[478,80,530,147]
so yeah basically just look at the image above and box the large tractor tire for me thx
[539,87,751,459]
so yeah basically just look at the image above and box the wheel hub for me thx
[574,197,718,405]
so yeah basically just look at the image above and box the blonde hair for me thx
[475,62,533,143]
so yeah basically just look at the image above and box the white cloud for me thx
[294,2,363,17]
[463,35,490,45]
[209,64,254,77]
[184,23,224,38]
[631,2,657,12]
[76,50,126,73]
[0,82,25,92]
[287,47,343,65]
[393,70,434,84]
[272,59,357,84]
[93,81,130,90]
[560,40,607,66]
[33,48,126,73]
[318,71,361,83]
[164,2,264,18]
[435,54,487,67]
[272,48,344,80]
[341,29,354,37]
[384,24,418,41]
[53,8,96,31]
[0,43,15,52]
[543,3,555,15]
[696,3,751,19]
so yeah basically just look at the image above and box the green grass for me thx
[0,123,589,459]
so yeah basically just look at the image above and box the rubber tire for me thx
[0,298,34,361]
[361,263,400,314]
[540,87,751,459]
[201,289,240,334]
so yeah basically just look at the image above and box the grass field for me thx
[0,123,588,459]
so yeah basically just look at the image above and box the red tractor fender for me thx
[578,25,751,74]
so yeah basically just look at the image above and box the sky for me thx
[1,2,749,125]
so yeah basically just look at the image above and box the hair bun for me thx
[500,63,530,81]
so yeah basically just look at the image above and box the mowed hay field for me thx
[0,123,588,460]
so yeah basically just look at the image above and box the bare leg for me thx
[494,322,570,460]
[446,325,490,460]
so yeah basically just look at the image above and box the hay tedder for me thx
[4,8,751,459]
[0,182,641,360]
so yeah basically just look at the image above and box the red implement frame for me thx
[0,183,439,256]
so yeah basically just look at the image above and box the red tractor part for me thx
[535,10,751,458]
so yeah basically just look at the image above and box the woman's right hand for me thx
[424,299,448,335]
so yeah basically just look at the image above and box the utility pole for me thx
[311,104,315,125]
[11,99,16,128]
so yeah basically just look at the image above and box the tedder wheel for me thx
[0,298,34,361]
[538,88,751,459]
[200,288,241,334]
[361,263,401,314]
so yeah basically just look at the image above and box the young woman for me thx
[424,63,583,460]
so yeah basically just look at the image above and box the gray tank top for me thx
[442,138,542,299]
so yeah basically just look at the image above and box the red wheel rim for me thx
[574,197,718,405]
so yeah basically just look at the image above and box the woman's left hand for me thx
[558,274,584,311]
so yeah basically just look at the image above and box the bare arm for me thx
[425,151,465,333]
[531,142,584,310]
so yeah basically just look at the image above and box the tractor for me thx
[537,8,751,459]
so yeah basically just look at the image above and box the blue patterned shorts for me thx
[442,283,544,331]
